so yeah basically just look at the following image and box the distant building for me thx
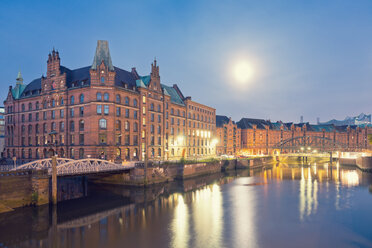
[215,115,241,156]
[320,113,371,126]
[0,107,4,157]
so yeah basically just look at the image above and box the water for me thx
[1,162,372,248]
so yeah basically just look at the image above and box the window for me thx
[61,98,64,105]
[104,105,109,115]
[36,101,39,110]
[43,101,47,109]
[80,94,84,103]
[99,119,107,129]
[125,135,130,145]
[116,94,121,103]
[134,122,138,132]
[28,103,32,111]
[70,148,75,159]
[171,108,174,115]
[158,125,161,134]
[22,104,25,112]
[70,108,74,117]
[125,97,129,105]
[79,148,84,158]
[60,109,64,118]
[150,103,154,111]
[51,110,55,119]
[101,77,105,84]
[151,125,154,134]
[51,122,56,131]
[97,105,102,114]
[70,121,75,132]
[125,109,129,118]
[157,105,161,112]
[22,114,25,122]
[133,99,138,107]
[99,133,107,144]
[115,120,121,131]
[142,95,146,103]
[104,93,109,101]
[52,99,55,107]
[134,110,138,119]
[79,134,84,145]
[79,120,84,131]
[36,124,39,134]
[97,92,102,101]
[116,107,121,116]
[60,122,64,132]
[158,115,161,123]
[43,112,47,120]
[151,113,154,122]
[70,96,75,104]
[125,121,129,131]
[80,107,84,116]
[28,113,32,122]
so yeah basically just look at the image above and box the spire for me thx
[91,40,114,71]
[16,70,23,85]
[151,58,159,78]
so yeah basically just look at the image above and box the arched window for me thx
[104,93,109,101]
[21,104,25,112]
[36,148,40,159]
[99,119,107,129]
[101,77,105,84]
[36,101,39,110]
[28,103,32,110]
[133,99,138,107]
[116,94,121,103]
[125,97,129,105]
[79,120,84,131]
[125,121,129,131]
[60,98,64,105]
[21,149,25,159]
[80,94,84,103]
[70,95,75,104]
[52,99,55,107]
[97,92,102,101]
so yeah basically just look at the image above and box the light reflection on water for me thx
[1,162,372,248]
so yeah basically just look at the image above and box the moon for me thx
[232,60,254,85]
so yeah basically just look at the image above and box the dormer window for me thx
[101,77,105,84]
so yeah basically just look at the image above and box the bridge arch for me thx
[273,136,347,152]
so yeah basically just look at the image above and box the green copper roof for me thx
[161,84,185,105]
[11,84,26,99]
[136,75,150,88]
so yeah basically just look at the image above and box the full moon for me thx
[232,60,254,85]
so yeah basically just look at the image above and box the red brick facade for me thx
[216,116,241,155]
[4,41,216,162]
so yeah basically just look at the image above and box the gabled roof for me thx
[161,84,185,106]
[216,115,230,127]
[11,84,27,99]
[135,75,150,88]
[237,118,270,130]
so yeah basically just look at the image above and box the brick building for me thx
[4,40,216,162]
[237,118,371,156]
[215,115,241,156]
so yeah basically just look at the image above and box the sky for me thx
[0,0,371,123]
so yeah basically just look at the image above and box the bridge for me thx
[13,158,136,176]
[273,136,348,153]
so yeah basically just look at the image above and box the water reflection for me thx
[1,163,372,248]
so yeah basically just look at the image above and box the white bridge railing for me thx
[13,158,135,176]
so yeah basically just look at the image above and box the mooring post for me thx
[52,155,57,205]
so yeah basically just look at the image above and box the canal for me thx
[1,162,372,248]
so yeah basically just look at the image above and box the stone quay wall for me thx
[0,169,49,213]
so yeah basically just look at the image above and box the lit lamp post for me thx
[48,130,58,205]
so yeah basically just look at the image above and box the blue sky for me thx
[1,0,371,123]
